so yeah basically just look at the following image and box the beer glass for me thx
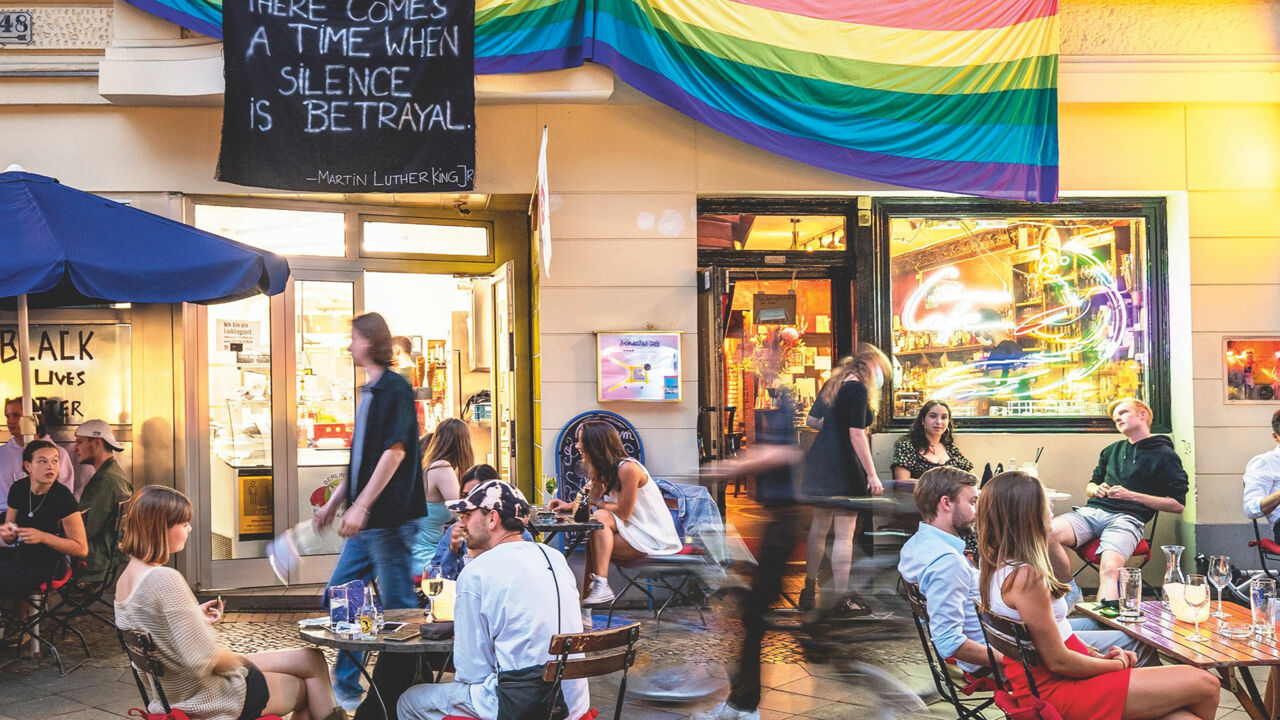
[1118,567,1143,621]
[1252,577,1276,639]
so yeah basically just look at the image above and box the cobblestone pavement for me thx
[0,602,1262,720]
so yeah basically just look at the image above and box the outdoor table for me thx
[528,508,604,554]
[298,609,453,720]
[1075,600,1277,720]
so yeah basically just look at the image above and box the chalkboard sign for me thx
[217,0,475,192]
[554,411,644,505]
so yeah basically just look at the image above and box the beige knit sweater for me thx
[115,567,248,720]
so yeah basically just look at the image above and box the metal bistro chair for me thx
[118,628,284,720]
[899,580,995,720]
[0,555,88,676]
[442,622,641,720]
[1072,512,1159,597]
[976,608,1065,720]
[49,500,132,637]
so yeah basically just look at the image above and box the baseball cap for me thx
[446,479,530,520]
[75,419,123,452]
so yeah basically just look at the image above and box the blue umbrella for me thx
[1,168,290,424]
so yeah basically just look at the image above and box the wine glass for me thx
[425,566,445,599]
[1184,574,1210,642]
[1207,555,1231,619]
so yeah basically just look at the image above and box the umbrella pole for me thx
[17,294,33,442]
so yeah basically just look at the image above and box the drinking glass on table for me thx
[1184,574,1210,642]
[1207,555,1231,619]
[1252,577,1277,639]
[425,566,445,601]
[1118,567,1143,621]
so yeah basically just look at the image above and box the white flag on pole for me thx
[534,125,552,277]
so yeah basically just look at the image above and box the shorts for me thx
[236,662,270,720]
[1063,507,1145,559]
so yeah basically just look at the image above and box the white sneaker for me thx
[691,701,760,720]
[582,608,594,629]
[581,574,616,605]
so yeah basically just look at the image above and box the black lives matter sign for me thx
[216,0,475,192]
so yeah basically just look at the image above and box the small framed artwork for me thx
[1224,337,1280,403]
[597,331,681,402]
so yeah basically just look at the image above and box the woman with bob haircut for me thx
[978,471,1218,720]
[412,417,474,572]
[115,486,344,720]
[549,421,680,605]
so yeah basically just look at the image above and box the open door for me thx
[489,262,517,485]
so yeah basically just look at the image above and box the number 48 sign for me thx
[0,12,32,44]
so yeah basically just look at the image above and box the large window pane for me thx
[362,220,489,257]
[207,296,273,560]
[698,214,845,251]
[890,217,1149,420]
[195,205,345,257]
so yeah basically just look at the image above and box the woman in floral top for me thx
[892,400,978,562]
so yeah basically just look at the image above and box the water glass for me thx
[1118,567,1143,621]
[1252,577,1277,639]
[328,586,349,625]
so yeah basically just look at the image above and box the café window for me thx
[362,218,491,260]
[194,205,346,257]
[697,214,846,251]
[888,207,1165,427]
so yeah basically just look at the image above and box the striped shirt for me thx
[115,567,248,720]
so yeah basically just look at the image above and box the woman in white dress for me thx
[549,421,680,604]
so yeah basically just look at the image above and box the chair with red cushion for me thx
[1247,518,1280,578]
[1071,512,1159,595]
[0,555,88,676]
[604,546,708,630]
[118,628,284,720]
[900,579,995,720]
[977,610,1067,720]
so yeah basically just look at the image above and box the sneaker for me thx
[798,579,816,611]
[581,574,616,606]
[691,701,760,720]
[582,608,594,629]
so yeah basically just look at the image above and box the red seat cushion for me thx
[1249,537,1280,556]
[37,563,74,593]
[1077,538,1150,565]
[444,714,596,720]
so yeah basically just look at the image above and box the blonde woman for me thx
[115,486,342,720]
[412,418,474,571]
[978,471,1218,720]
[800,343,891,613]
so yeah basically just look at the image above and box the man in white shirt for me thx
[398,480,589,720]
[1243,409,1280,542]
[0,398,75,512]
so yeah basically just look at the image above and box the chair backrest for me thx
[976,608,1042,698]
[900,579,959,698]
[543,622,640,720]
[118,628,171,712]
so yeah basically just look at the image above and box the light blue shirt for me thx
[1244,446,1280,529]
[898,522,984,672]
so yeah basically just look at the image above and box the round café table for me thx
[528,508,605,554]
[299,609,453,720]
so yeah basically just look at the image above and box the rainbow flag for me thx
[129,0,1059,201]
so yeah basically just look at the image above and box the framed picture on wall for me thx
[1224,337,1280,403]
[597,331,681,402]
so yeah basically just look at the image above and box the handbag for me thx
[495,544,569,720]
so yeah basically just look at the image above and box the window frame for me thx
[358,214,495,263]
[864,196,1171,433]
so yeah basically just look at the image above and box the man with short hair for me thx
[1243,408,1280,542]
[900,467,1154,673]
[0,398,75,513]
[398,480,589,720]
[72,419,132,583]
[1051,397,1188,601]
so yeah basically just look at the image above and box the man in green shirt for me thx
[73,419,132,583]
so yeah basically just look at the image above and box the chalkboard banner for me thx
[216,0,476,192]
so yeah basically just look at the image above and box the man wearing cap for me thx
[398,480,590,720]
[73,419,132,583]
[0,397,75,513]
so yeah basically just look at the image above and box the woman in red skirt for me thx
[978,471,1219,720]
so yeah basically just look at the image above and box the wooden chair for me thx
[117,628,283,720]
[1072,512,1159,595]
[899,579,995,720]
[442,622,640,720]
[975,609,1064,720]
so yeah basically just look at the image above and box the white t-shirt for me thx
[454,540,590,720]
[0,436,76,512]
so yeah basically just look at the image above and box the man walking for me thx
[316,312,426,710]
[1051,397,1187,601]
[72,419,132,582]
[398,480,589,720]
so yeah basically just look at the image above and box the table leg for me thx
[344,649,388,720]
[1220,666,1270,720]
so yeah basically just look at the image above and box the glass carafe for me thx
[1161,545,1186,613]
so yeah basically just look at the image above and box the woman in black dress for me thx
[890,400,974,481]
[800,343,891,613]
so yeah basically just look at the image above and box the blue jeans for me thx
[327,519,422,699]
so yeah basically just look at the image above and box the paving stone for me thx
[5,695,90,720]
[47,709,129,720]
[56,679,144,710]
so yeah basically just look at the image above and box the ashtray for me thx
[535,512,559,523]
[1218,620,1252,638]
[1116,612,1144,623]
